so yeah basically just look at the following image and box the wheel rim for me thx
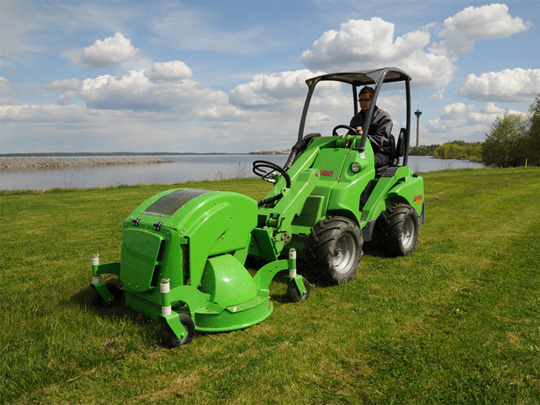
[401,216,416,250]
[333,232,357,274]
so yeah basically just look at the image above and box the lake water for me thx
[0,154,484,191]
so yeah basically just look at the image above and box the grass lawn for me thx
[1,168,539,403]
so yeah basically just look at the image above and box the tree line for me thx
[409,141,482,162]
[482,95,540,167]
[410,95,540,167]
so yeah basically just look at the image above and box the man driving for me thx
[350,86,393,167]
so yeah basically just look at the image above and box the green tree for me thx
[482,114,529,167]
[409,144,440,156]
[432,141,481,161]
[526,95,540,166]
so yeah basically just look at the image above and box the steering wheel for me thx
[252,160,291,188]
[332,124,359,137]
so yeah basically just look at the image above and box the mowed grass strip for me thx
[1,168,539,403]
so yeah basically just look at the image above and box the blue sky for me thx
[1,0,539,153]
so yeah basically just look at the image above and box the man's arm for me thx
[349,113,364,135]
[368,109,393,149]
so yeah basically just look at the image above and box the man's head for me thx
[359,86,374,112]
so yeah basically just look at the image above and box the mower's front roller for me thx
[160,314,195,348]
[150,251,310,348]
[90,254,123,306]
[158,278,194,348]
[252,249,310,302]
[90,248,310,348]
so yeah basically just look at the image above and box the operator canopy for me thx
[305,67,411,87]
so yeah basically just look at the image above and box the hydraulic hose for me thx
[258,194,284,207]
[253,160,292,207]
[283,133,320,170]
[256,133,319,206]
[283,140,304,170]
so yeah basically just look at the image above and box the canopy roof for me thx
[306,67,410,87]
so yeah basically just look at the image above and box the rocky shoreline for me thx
[0,157,173,170]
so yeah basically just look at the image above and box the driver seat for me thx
[387,128,406,166]
[375,128,406,176]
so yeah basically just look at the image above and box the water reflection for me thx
[0,154,483,191]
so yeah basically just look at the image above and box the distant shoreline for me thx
[0,152,246,158]
[0,151,289,158]
[0,157,173,171]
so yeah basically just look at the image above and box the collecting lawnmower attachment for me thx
[90,189,309,348]
[90,67,424,347]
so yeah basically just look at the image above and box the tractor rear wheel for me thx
[305,217,363,284]
[376,203,419,256]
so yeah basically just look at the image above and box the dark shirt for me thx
[349,106,393,152]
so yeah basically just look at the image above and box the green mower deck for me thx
[91,189,309,347]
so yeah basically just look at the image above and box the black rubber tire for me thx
[287,277,311,302]
[305,217,363,284]
[160,314,195,348]
[376,203,419,256]
[91,283,123,307]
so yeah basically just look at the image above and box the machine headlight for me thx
[350,162,361,173]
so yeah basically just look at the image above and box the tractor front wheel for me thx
[376,203,419,256]
[160,314,195,348]
[305,217,363,284]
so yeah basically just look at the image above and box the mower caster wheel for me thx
[91,283,123,307]
[160,314,195,348]
[287,277,311,302]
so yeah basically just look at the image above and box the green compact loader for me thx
[91,67,424,347]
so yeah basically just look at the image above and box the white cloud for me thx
[469,102,526,125]
[2,2,535,154]
[2,67,364,152]
[439,103,475,120]
[431,4,530,57]
[78,68,231,117]
[300,18,455,89]
[229,70,320,108]
[430,88,445,100]
[0,101,283,153]
[228,69,411,139]
[229,69,364,137]
[427,101,527,142]
[42,80,81,105]
[457,68,540,102]
[44,78,82,92]
[57,91,75,106]
[144,61,193,82]
[13,62,246,123]
[0,104,95,122]
[11,66,411,151]
[428,102,476,134]
[479,102,506,115]
[70,32,140,68]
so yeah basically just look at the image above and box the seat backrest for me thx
[389,134,398,167]
[396,128,406,158]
